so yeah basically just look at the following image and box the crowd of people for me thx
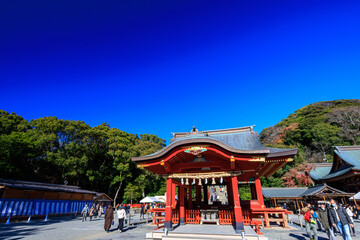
[81,204,105,222]
[81,203,153,233]
[301,199,357,240]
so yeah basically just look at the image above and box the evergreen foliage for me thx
[0,110,166,204]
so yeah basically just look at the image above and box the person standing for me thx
[345,204,356,237]
[303,203,318,240]
[98,205,103,218]
[328,199,353,240]
[81,204,89,222]
[318,203,336,240]
[104,204,114,233]
[117,206,127,232]
[140,204,145,220]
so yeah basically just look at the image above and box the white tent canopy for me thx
[349,192,360,201]
[155,195,166,203]
[139,196,162,203]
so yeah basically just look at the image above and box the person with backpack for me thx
[303,203,318,240]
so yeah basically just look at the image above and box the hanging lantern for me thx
[185,178,189,185]
[212,178,216,185]
[198,179,202,185]
[220,177,223,184]
[181,178,184,185]
[192,179,196,185]
[205,179,208,185]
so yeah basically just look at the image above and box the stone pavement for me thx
[0,212,154,240]
[262,216,360,240]
[1,213,359,240]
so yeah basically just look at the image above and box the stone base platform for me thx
[146,224,268,240]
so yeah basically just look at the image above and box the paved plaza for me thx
[0,214,360,240]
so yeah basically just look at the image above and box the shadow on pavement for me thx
[0,216,82,240]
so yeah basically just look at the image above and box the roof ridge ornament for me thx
[187,126,203,136]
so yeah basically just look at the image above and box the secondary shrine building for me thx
[132,126,297,233]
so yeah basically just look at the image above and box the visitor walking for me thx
[104,205,114,233]
[98,205,103,218]
[303,203,318,240]
[317,203,336,240]
[81,204,89,222]
[140,204,145,219]
[328,199,353,240]
[89,206,94,221]
[345,204,356,237]
[116,206,127,232]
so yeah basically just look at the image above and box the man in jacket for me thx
[318,203,336,240]
[328,199,353,240]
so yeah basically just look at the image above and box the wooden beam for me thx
[296,199,300,210]
[261,163,276,177]
[265,160,288,177]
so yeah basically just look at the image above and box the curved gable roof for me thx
[133,126,297,162]
[334,146,360,169]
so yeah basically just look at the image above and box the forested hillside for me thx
[2,100,360,201]
[0,110,166,204]
[259,99,360,187]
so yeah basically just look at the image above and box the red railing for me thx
[172,210,179,224]
[219,210,235,225]
[185,210,200,224]
[243,210,251,225]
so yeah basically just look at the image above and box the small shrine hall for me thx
[132,126,298,233]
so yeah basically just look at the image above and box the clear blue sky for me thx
[1,0,360,143]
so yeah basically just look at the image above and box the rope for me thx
[168,171,243,179]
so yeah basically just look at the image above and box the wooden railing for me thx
[218,210,234,225]
[172,210,179,224]
[185,210,201,224]
[243,210,251,225]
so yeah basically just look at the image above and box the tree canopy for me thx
[0,110,166,204]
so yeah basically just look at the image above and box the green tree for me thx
[123,183,141,204]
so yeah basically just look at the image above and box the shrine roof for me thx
[262,184,352,198]
[0,178,96,195]
[311,146,360,181]
[334,146,360,169]
[309,165,332,181]
[262,187,307,198]
[301,183,350,196]
[133,126,297,162]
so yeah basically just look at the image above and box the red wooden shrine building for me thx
[132,126,297,233]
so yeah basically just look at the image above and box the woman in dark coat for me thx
[104,204,114,233]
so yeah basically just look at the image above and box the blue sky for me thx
[1,0,360,143]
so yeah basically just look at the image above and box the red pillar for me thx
[255,177,264,206]
[231,176,244,233]
[165,178,173,230]
[179,186,185,225]
[188,187,193,209]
